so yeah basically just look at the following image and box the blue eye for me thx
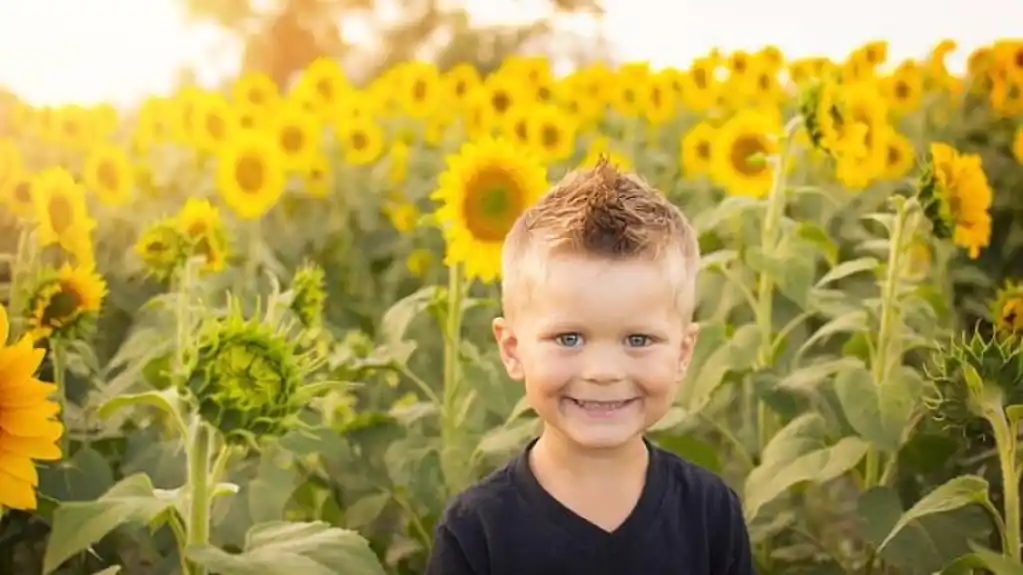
[555,333,583,347]
[626,334,653,347]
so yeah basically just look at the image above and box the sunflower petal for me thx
[0,467,38,510]
[0,450,38,485]
[0,433,62,460]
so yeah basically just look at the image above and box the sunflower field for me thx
[1,37,1023,575]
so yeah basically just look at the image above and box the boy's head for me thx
[492,157,701,453]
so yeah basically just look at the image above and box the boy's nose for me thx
[580,355,627,384]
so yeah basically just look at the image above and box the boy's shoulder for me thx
[438,438,741,530]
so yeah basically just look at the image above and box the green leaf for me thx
[343,492,392,530]
[746,244,816,308]
[1007,404,1023,429]
[815,256,880,288]
[744,414,869,521]
[38,446,115,503]
[795,221,839,266]
[834,364,920,453]
[859,486,993,574]
[777,357,865,393]
[796,310,870,360]
[379,286,439,344]
[97,387,189,436]
[699,249,739,271]
[878,475,992,552]
[186,520,387,575]
[942,547,1023,574]
[90,567,122,575]
[692,195,761,234]
[680,322,760,409]
[43,474,178,574]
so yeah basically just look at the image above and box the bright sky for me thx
[0,0,1019,107]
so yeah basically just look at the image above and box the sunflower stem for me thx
[52,340,69,456]
[753,116,800,454]
[184,416,213,575]
[8,225,32,336]
[865,198,916,489]
[440,261,468,496]
[988,406,1023,561]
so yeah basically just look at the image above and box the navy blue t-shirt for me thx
[426,437,755,574]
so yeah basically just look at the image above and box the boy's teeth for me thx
[574,399,629,409]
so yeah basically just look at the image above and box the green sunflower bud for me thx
[135,218,190,282]
[290,262,326,329]
[925,326,1023,429]
[183,299,320,446]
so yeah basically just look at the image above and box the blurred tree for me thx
[181,0,607,87]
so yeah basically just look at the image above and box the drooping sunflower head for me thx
[925,326,1023,430]
[916,142,993,259]
[183,299,321,446]
[431,137,549,284]
[135,217,190,282]
[992,281,1023,338]
[175,197,229,274]
[24,263,107,342]
[288,261,326,329]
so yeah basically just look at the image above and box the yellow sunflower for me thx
[232,71,281,110]
[0,302,63,511]
[0,139,22,192]
[881,128,916,181]
[711,111,780,197]
[397,61,442,119]
[483,74,524,126]
[216,130,286,220]
[270,104,322,172]
[294,57,349,117]
[32,167,95,252]
[527,104,576,164]
[431,137,548,283]
[1,171,34,220]
[25,263,107,342]
[444,63,482,105]
[190,94,239,154]
[918,142,993,259]
[83,144,134,206]
[337,116,384,166]
[302,154,332,198]
[172,198,229,274]
[680,121,716,179]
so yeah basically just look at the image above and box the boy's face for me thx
[493,252,699,452]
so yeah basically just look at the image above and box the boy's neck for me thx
[531,428,649,481]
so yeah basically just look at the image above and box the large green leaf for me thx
[43,474,178,574]
[876,475,993,552]
[831,357,921,454]
[743,413,868,521]
[815,256,880,288]
[187,520,387,575]
[680,322,760,409]
[858,486,994,575]
[379,285,440,344]
[941,547,1023,574]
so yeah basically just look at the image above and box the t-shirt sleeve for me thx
[714,486,756,574]
[425,522,481,575]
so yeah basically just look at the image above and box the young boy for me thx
[425,158,755,574]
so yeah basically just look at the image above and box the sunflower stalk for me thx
[753,116,800,452]
[990,404,1022,561]
[864,196,918,489]
[440,261,469,495]
[52,340,69,455]
[184,416,215,575]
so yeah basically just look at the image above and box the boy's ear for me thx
[678,322,700,376]
[493,317,524,380]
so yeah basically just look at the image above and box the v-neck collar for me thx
[511,436,668,550]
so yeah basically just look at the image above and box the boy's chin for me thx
[555,423,645,452]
